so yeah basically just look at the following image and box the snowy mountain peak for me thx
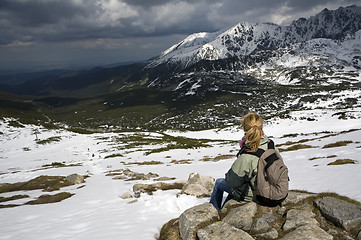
[160,32,214,57]
[289,5,361,40]
[147,5,361,69]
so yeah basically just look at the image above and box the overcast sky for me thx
[0,0,360,70]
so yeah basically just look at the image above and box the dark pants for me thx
[210,178,234,210]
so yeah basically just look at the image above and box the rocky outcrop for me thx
[179,203,219,240]
[133,181,186,197]
[314,196,361,232]
[279,224,333,240]
[106,168,159,181]
[197,221,254,240]
[130,172,213,198]
[282,209,319,231]
[181,173,215,198]
[222,201,257,231]
[159,191,361,240]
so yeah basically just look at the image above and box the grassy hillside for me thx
[1,77,360,131]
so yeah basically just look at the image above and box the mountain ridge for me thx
[148,5,361,71]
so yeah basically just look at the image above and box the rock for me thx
[155,177,176,181]
[314,196,361,231]
[277,206,287,215]
[181,173,215,197]
[159,218,180,240]
[66,174,84,184]
[251,217,270,232]
[133,181,186,196]
[279,224,333,240]
[120,192,133,199]
[126,172,159,181]
[251,214,277,232]
[254,228,279,240]
[112,175,127,180]
[219,199,245,216]
[282,191,316,205]
[179,203,219,240]
[282,209,319,231]
[223,202,257,231]
[357,230,361,240]
[197,221,255,240]
[343,235,355,240]
[222,199,245,209]
[108,168,160,181]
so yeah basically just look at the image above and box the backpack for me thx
[238,140,289,207]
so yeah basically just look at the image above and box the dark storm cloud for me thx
[122,0,219,8]
[1,0,359,46]
[0,0,225,46]
[0,0,359,68]
[122,0,173,8]
[0,0,91,27]
[0,0,100,45]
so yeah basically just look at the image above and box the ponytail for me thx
[240,112,264,152]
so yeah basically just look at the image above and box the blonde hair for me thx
[240,112,264,152]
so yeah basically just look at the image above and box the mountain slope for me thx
[143,5,361,101]
[148,5,361,70]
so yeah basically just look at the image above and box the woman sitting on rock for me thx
[210,112,279,210]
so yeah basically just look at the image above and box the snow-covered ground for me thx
[1,108,361,240]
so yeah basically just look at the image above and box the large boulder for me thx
[179,203,219,240]
[282,191,316,205]
[197,221,255,240]
[251,214,279,239]
[251,214,277,232]
[282,209,319,231]
[66,174,84,184]
[181,173,215,197]
[279,224,333,240]
[223,202,258,231]
[314,196,361,231]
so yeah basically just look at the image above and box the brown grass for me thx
[0,175,73,193]
[0,194,29,203]
[278,144,316,152]
[327,159,357,166]
[322,141,353,149]
[122,160,163,165]
[26,192,74,205]
[171,159,192,164]
[201,154,234,162]
[104,153,124,159]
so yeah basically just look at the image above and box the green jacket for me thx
[225,136,270,202]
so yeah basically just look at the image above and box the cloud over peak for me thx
[0,0,360,68]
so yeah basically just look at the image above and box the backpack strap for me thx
[236,146,250,158]
[237,147,264,158]
[264,140,279,171]
[237,139,279,172]
[267,140,275,149]
[238,139,274,158]
[264,153,279,172]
